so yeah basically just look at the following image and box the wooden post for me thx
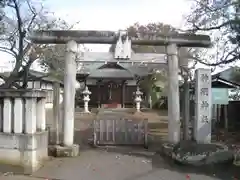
[183,77,190,140]
[224,105,228,131]
[121,81,126,108]
[97,81,101,108]
[93,120,97,146]
[144,119,148,148]
[217,104,221,124]
[53,82,60,145]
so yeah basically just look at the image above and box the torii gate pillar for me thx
[63,40,78,147]
[167,44,180,143]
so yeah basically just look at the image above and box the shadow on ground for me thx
[0,165,24,176]
[48,123,94,152]
[96,145,240,180]
[47,122,240,180]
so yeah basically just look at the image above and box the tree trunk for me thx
[0,74,19,89]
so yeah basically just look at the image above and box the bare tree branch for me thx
[0,0,78,88]
[0,46,17,57]
[185,0,239,67]
[11,0,25,74]
[191,19,239,31]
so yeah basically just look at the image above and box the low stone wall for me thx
[161,141,234,166]
[0,89,48,173]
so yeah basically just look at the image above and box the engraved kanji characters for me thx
[201,101,209,109]
[201,115,209,123]
[200,88,209,96]
[200,73,209,82]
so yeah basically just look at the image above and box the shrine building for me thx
[76,59,167,109]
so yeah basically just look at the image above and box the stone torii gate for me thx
[30,30,211,156]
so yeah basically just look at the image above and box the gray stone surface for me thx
[162,141,234,166]
[0,131,48,174]
[48,144,79,157]
[0,131,48,150]
[0,147,239,180]
[167,43,181,144]
[63,40,77,146]
[0,89,47,98]
[30,147,240,180]
[0,175,41,180]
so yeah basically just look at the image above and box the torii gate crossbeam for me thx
[30,30,211,47]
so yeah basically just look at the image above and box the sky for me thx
[0,0,228,73]
[44,0,191,51]
[45,0,190,29]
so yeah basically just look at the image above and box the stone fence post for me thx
[0,89,48,173]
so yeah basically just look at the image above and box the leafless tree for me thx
[186,0,239,66]
[0,0,77,88]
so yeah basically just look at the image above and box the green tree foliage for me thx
[139,70,168,108]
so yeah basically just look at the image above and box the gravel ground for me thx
[2,147,240,180]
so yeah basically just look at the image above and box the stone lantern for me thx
[82,86,91,113]
[134,86,143,112]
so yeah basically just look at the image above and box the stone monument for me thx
[194,68,212,143]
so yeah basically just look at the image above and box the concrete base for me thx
[48,144,79,157]
[0,131,48,174]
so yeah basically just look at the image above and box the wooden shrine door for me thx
[103,81,122,108]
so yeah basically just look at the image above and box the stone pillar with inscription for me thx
[194,68,212,143]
